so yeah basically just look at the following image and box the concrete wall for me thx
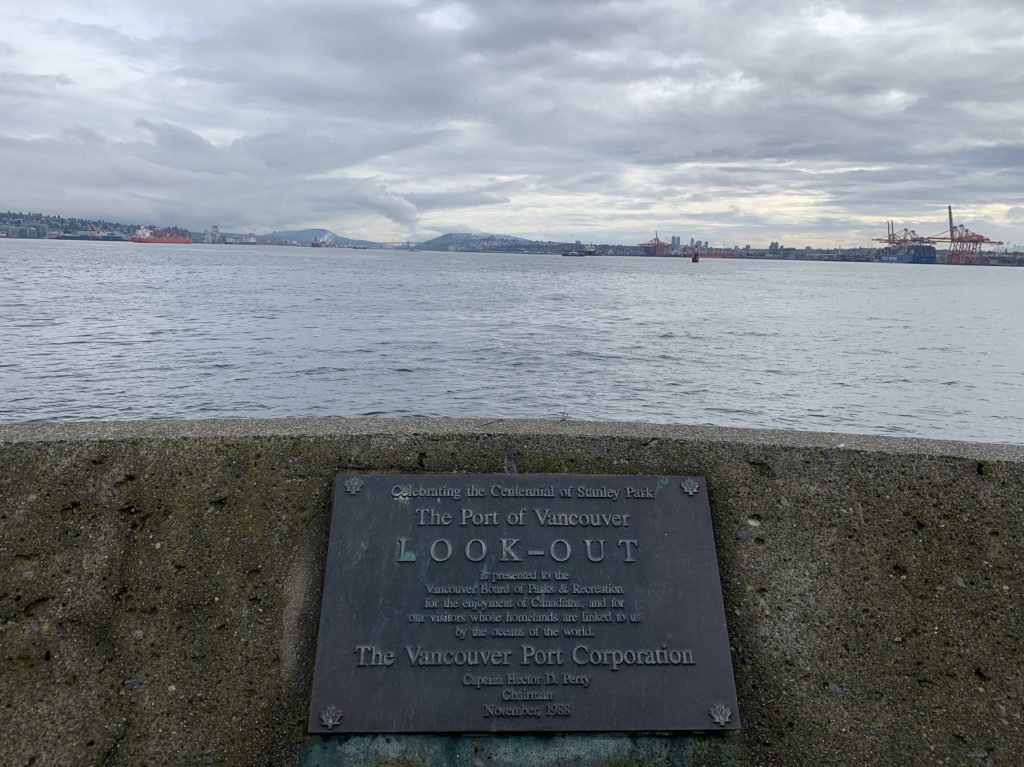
[1,418,1021,767]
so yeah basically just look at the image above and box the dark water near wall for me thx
[2,239,1022,443]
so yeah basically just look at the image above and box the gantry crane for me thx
[875,206,1002,264]
[876,220,931,248]
[941,206,1003,265]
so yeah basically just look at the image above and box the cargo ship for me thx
[876,243,937,264]
[562,243,596,256]
[131,227,193,244]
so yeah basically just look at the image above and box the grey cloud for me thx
[404,191,511,210]
[351,184,420,229]
[51,21,164,61]
[0,71,72,98]
[235,126,452,174]
[0,128,421,233]
[135,120,265,174]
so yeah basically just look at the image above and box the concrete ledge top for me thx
[1,416,1022,462]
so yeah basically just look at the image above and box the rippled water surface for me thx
[2,239,1022,443]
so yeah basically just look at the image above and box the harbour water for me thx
[2,239,1021,443]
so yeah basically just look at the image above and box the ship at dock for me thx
[131,227,192,244]
[562,243,597,256]
[876,243,937,264]
[874,206,1001,265]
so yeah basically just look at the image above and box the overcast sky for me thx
[3,0,1023,245]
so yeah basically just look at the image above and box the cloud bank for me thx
[2,0,1022,245]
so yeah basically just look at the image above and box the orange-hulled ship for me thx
[132,227,193,244]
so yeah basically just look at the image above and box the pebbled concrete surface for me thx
[1,418,1021,766]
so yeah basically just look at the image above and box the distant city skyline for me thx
[5,205,1024,253]
[2,1,1023,246]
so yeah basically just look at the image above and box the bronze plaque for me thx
[308,474,739,733]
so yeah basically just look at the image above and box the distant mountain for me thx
[419,232,532,250]
[268,228,380,247]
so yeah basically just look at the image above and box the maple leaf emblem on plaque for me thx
[343,477,365,495]
[319,704,344,729]
[708,703,732,727]
[680,478,700,496]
